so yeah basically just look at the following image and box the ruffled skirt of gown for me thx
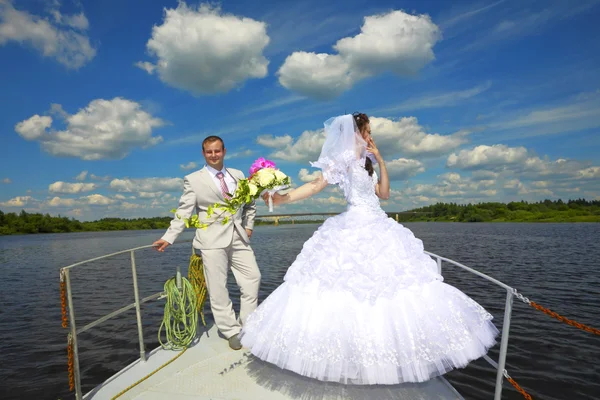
[240,207,499,385]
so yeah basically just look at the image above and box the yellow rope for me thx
[110,347,188,400]
[188,253,208,327]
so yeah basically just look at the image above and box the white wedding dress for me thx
[240,159,499,385]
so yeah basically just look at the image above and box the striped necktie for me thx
[216,171,231,199]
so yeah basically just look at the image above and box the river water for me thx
[0,222,598,399]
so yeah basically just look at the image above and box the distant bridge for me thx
[255,211,432,225]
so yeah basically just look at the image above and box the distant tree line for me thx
[0,210,173,235]
[394,198,600,223]
[1,198,599,235]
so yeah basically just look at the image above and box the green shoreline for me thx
[1,199,599,235]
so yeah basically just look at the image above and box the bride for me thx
[239,113,499,385]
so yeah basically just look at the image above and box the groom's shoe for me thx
[228,334,242,350]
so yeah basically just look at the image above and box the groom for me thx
[152,135,261,350]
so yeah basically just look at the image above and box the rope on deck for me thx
[157,275,198,350]
[188,253,208,327]
[110,347,188,400]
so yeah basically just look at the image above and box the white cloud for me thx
[47,196,76,207]
[471,170,499,181]
[68,208,83,217]
[439,172,462,184]
[334,11,440,75]
[370,116,470,157]
[0,0,96,69]
[15,97,164,160]
[447,144,529,169]
[109,177,183,193]
[138,2,269,95]
[75,170,88,181]
[0,196,32,207]
[49,103,69,119]
[14,115,52,140]
[277,53,356,100]
[577,167,600,179]
[2,178,11,184]
[531,180,551,188]
[49,181,96,194]
[256,134,294,148]
[134,61,155,74]
[138,191,164,199]
[503,179,555,197]
[503,179,520,189]
[386,158,425,180]
[298,168,321,183]
[403,183,466,198]
[120,201,142,210]
[310,196,347,206]
[278,10,440,99]
[481,189,498,197]
[82,194,115,205]
[447,144,600,182]
[267,129,326,162]
[180,161,198,171]
[51,9,89,30]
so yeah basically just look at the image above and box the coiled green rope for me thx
[158,274,198,350]
[157,254,208,351]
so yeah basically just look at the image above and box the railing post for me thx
[64,269,83,400]
[494,289,514,400]
[130,251,146,362]
[436,257,442,275]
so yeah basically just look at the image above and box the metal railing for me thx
[61,243,514,400]
[425,251,514,400]
[60,240,193,400]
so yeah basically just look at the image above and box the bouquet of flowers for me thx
[172,157,290,229]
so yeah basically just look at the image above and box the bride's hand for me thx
[366,137,381,160]
[262,192,286,206]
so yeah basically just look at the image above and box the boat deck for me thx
[84,325,465,400]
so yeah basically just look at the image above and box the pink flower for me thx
[249,157,276,176]
[264,160,276,169]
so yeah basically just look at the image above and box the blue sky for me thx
[1,0,599,221]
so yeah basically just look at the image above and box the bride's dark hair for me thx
[352,112,374,176]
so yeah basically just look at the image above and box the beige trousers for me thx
[198,229,261,338]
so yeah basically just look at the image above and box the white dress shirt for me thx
[206,164,237,197]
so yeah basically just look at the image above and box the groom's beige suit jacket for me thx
[161,167,256,248]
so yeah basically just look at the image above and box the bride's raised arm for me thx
[367,136,390,200]
[264,174,328,206]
